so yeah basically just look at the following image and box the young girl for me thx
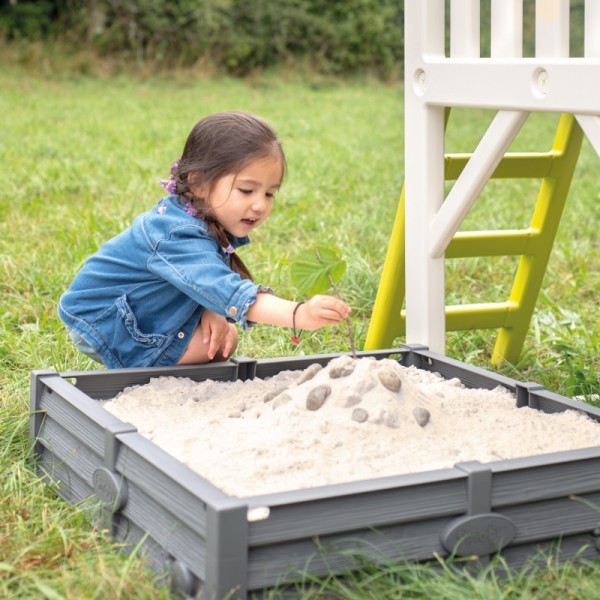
[58,111,351,369]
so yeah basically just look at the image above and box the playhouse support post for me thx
[404,0,446,354]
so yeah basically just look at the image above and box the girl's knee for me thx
[177,323,238,365]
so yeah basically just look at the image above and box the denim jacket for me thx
[58,195,269,369]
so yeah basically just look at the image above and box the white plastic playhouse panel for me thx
[403,0,600,354]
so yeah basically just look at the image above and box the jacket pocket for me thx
[89,294,170,368]
[115,295,168,348]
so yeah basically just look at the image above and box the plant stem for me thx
[314,245,357,359]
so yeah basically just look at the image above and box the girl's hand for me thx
[200,309,237,360]
[296,295,351,331]
[245,292,351,332]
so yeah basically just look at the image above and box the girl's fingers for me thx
[223,333,235,358]
[325,302,351,320]
[300,296,352,329]
[318,307,350,324]
[208,328,236,359]
[207,339,217,360]
[201,321,211,344]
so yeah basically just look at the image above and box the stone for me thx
[329,358,356,379]
[355,374,377,394]
[296,362,323,385]
[413,406,431,427]
[306,384,331,411]
[384,412,400,428]
[351,408,369,423]
[377,369,402,393]
[263,387,287,403]
[272,393,292,410]
[343,393,362,408]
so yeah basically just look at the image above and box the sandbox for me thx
[30,345,600,598]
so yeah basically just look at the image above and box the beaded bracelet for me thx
[291,301,305,344]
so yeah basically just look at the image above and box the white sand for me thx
[103,356,600,498]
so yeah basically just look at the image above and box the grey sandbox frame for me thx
[30,345,600,599]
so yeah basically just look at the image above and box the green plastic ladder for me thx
[365,112,584,365]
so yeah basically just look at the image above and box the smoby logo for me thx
[93,467,127,511]
[442,513,516,556]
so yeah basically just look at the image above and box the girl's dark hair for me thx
[171,111,286,280]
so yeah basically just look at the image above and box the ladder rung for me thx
[445,302,518,330]
[396,302,519,332]
[445,152,556,180]
[447,228,541,257]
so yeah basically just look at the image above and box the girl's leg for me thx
[66,328,104,365]
[177,323,238,364]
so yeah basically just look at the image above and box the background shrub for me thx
[0,0,586,77]
[0,0,405,77]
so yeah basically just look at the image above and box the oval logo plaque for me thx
[442,513,516,556]
[93,467,128,512]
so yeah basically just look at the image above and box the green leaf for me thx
[290,246,346,296]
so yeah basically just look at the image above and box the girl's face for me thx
[197,155,283,238]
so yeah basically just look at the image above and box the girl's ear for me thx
[190,184,208,200]
[188,173,208,200]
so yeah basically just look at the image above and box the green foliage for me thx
[290,246,346,296]
[0,0,404,77]
[0,1,55,39]
[290,245,357,357]
[81,0,225,67]
[268,550,600,599]
[1,0,589,77]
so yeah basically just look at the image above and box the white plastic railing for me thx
[491,0,523,58]
[404,0,600,354]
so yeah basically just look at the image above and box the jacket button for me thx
[177,331,185,339]
[228,306,238,316]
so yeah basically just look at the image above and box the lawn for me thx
[1,63,599,598]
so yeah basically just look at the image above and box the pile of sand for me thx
[103,356,600,497]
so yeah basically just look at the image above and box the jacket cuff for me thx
[226,283,273,330]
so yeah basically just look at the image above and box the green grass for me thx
[1,58,599,599]
[263,551,600,599]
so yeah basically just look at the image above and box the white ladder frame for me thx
[404,0,600,354]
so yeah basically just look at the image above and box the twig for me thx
[314,245,357,359]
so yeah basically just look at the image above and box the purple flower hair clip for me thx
[158,160,180,195]
[184,202,198,217]
[224,244,235,255]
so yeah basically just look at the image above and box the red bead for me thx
[291,336,300,344]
